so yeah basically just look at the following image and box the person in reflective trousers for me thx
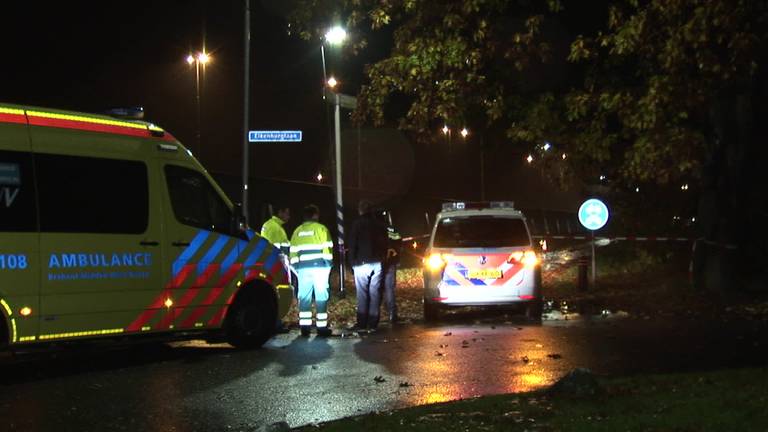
[348,200,388,332]
[290,204,334,337]
[260,204,293,333]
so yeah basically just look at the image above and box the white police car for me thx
[422,202,542,321]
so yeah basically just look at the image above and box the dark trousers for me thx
[353,262,383,328]
[383,263,397,319]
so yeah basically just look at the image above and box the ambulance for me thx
[0,103,292,350]
[422,202,542,321]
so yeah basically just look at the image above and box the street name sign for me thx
[578,198,609,231]
[248,130,302,142]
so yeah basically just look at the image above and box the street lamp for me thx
[320,26,349,296]
[186,50,211,159]
[460,127,469,138]
[325,26,347,45]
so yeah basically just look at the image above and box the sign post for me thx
[578,198,610,288]
[324,89,357,297]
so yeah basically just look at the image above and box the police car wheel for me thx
[423,301,441,323]
[226,288,277,349]
[525,299,543,321]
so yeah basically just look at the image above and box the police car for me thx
[422,202,542,321]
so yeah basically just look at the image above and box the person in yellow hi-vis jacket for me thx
[260,204,293,333]
[290,204,334,337]
[260,204,291,255]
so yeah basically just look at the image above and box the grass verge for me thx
[297,367,768,431]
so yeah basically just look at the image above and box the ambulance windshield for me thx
[434,216,530,248]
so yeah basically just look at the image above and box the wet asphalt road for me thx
[2,313,767,431]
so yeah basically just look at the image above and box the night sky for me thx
[1,1,582,234]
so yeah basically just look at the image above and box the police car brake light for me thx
[425,253,453,270]
[507,250,539,267]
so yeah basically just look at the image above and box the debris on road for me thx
[547,353,563,360]
[547,368,602,398]
[373,376,387,383]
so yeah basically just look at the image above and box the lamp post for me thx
[242,0,251,224]
[186,50,211,160]
[321,26,348,295]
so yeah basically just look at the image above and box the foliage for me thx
[287,0,768,187]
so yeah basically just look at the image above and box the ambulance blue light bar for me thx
[442,201,516,212]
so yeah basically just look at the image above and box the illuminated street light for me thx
[561,153,567,160]
[325,26,347,45]
[442,125,449,135]
[635,187,640,192]
[460,127,469,138]
[599,175,606,181]
[316,172,324,182]
[526,154,534,164]
[543,142,551,151]
[185,50,212,161]
[681,184,689,191]
[327,76,338,88]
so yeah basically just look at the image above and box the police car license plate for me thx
[468,269,502,279]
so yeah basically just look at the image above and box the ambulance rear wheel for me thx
[225,285,277,349]
[423,300,441,323]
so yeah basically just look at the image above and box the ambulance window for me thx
[164,165,232,235]
[434,216,531,248]
[0,150,37,232]
[36,154,148,234]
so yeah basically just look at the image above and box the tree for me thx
[288,0,768,291]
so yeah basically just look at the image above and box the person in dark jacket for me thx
[379,210,402,323]
[348,200,388,332]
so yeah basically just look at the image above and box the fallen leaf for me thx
[444,332,452,336]
[522,356,530,363]
[399,381,413,387]
[373,376,386,383]
[547,353,562,359]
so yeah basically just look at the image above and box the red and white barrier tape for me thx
[532,235,694,242]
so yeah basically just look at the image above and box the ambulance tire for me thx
[423,300,441,323]
[225,283,278,349]
[0,317,7,349]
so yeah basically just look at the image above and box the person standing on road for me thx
[380,210,402,324]
[261,204,291,256]
[290,204,334,337]
[260,204,293,333]
[348,200,388,332]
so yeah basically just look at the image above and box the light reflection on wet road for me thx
[1,315,766,430]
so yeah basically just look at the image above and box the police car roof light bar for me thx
[442,201,516,212]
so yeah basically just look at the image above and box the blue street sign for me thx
[248,130,302,142]
[578,198,610,231]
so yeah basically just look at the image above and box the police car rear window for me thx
[434,216,530,248]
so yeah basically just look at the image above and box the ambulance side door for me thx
[158,162,241,330]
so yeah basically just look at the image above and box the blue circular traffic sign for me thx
[578,199,609,231]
